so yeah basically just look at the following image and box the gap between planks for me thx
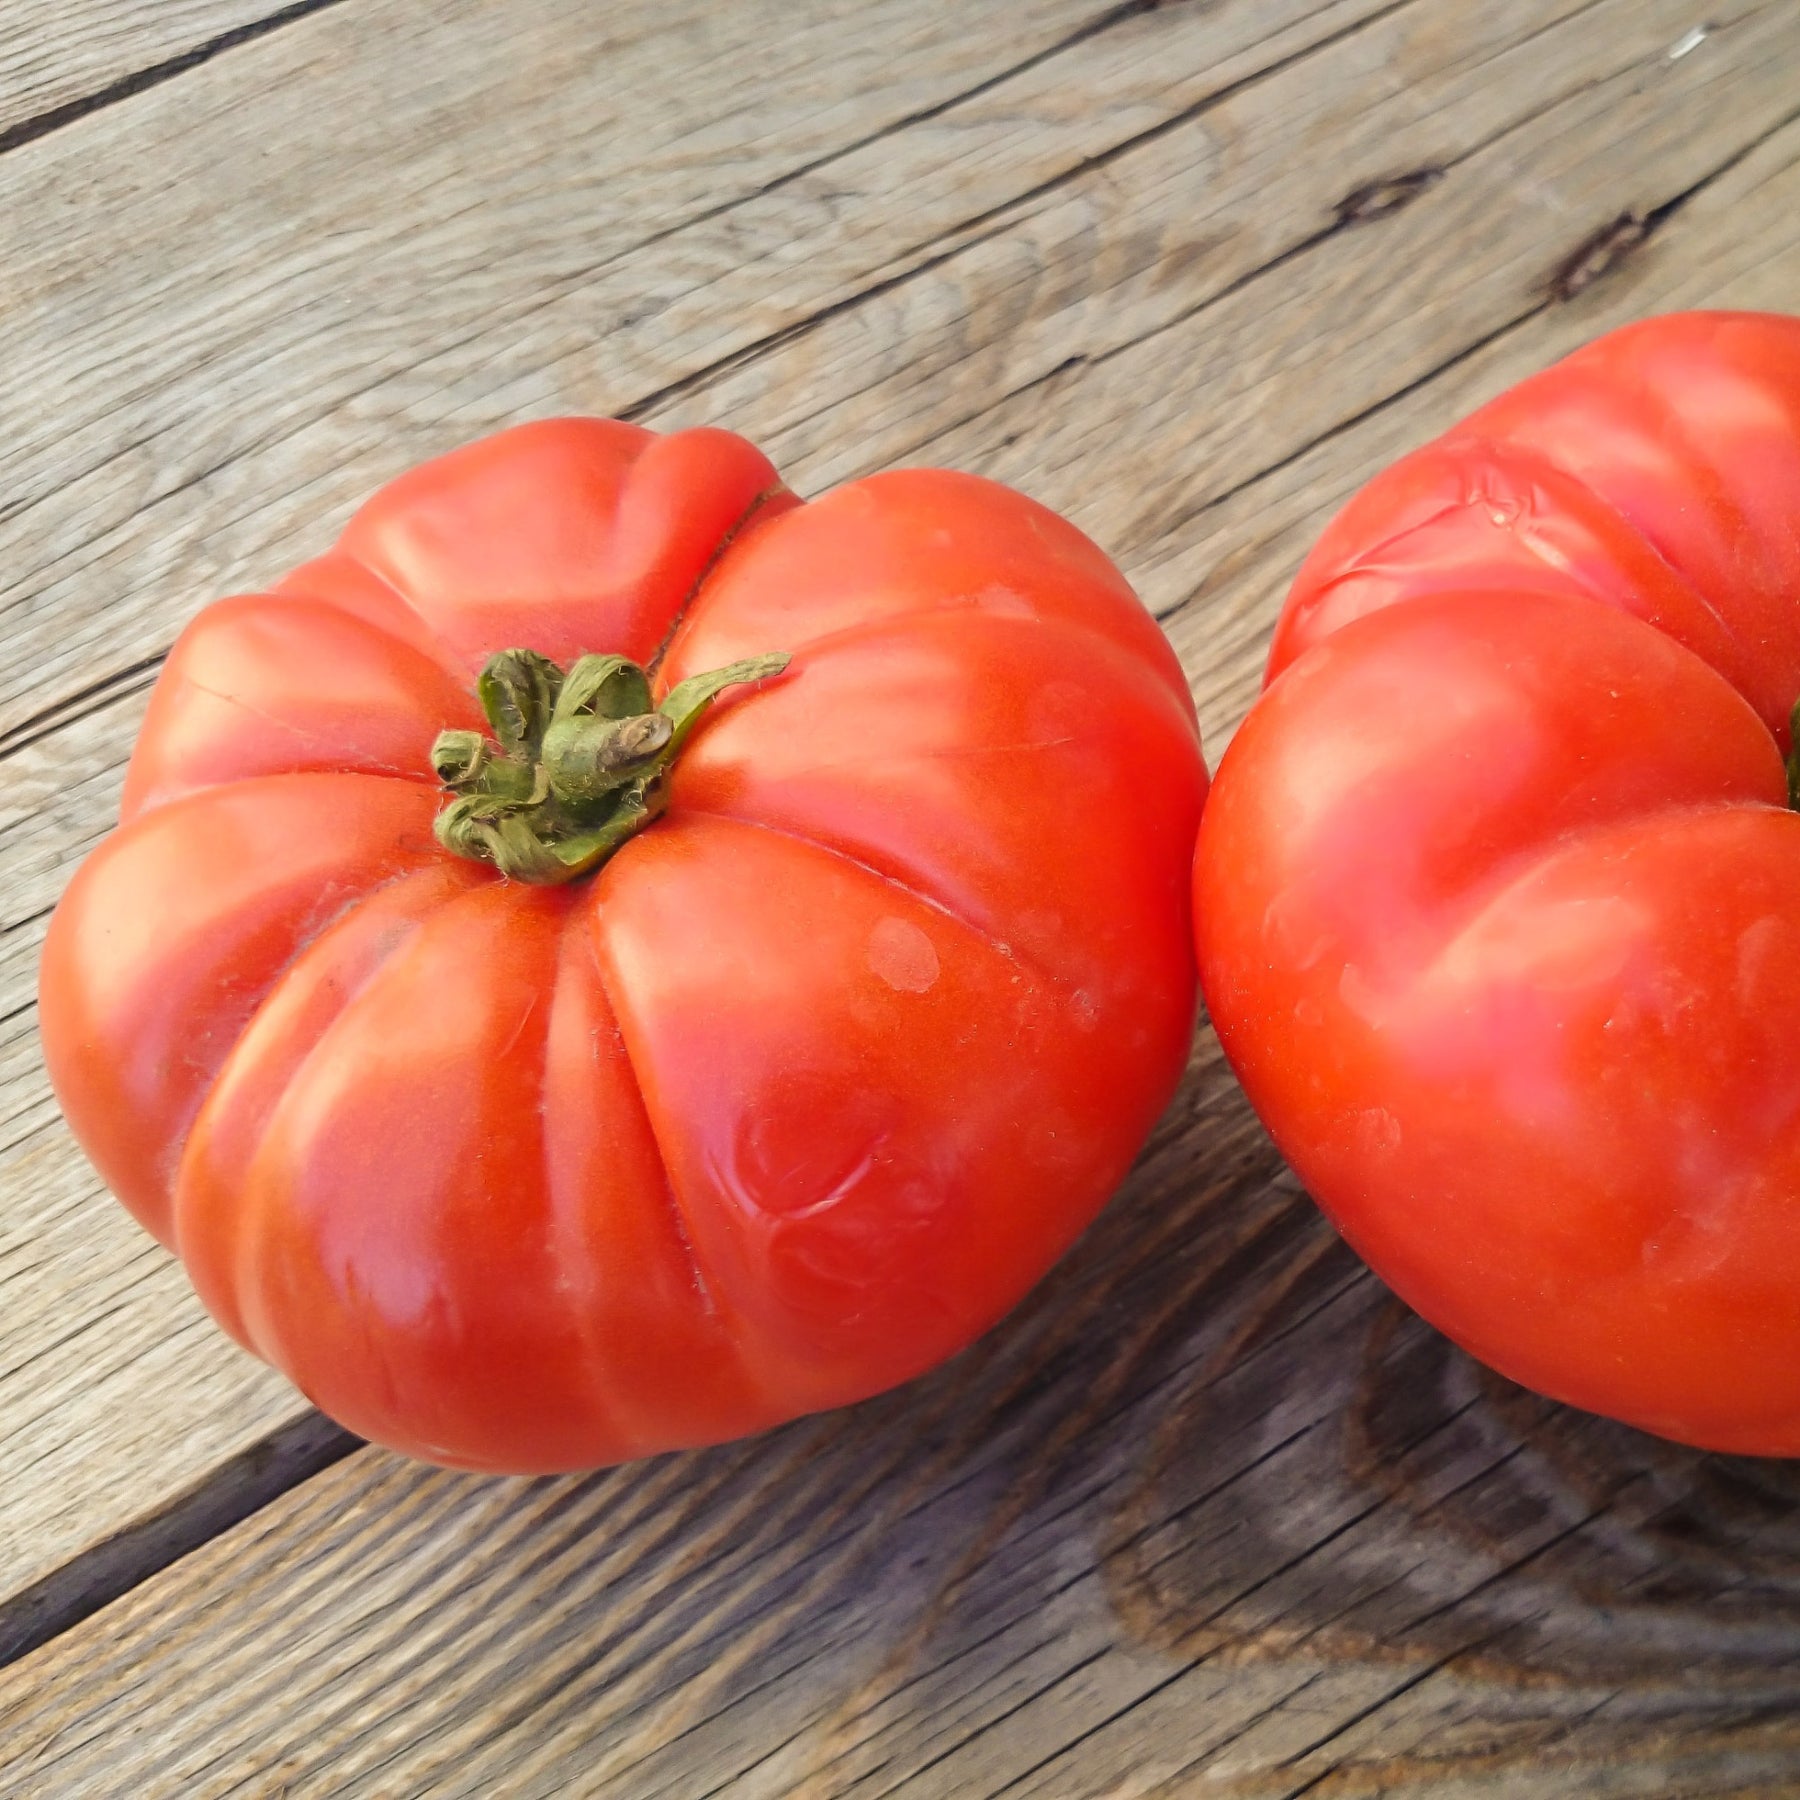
[0,0,357,157]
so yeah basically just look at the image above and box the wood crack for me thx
[0,0,357,161]
[0,1410,356,1669]
[897,33,1799,499]
[617,0,1430,430]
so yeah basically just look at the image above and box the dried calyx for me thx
[431,646,789,883]
[1790,699,1800,811]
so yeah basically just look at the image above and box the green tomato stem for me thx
[431,647,790,883]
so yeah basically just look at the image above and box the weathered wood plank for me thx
[0,0,1396,743]
[0,0,1475,1617]
[0,1,304,146]
[4,11,1800,1797]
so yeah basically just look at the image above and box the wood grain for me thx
[6,0,1800,1790]
[3,7,1800,1792]
[0,1,312,146]
[0,0,1398,742]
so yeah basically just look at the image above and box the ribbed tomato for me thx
[1196,311,1800,1453]
[42,419,1206,1471]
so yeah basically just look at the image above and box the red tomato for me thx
[1196,311,1800,1454]
[42,419,1205,1472]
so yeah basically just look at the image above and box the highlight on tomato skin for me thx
[1194,309,1800,1457]
[39,417,1210,1475]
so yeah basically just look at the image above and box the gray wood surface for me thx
[0,0,296,145]
[5,0,1800,1792]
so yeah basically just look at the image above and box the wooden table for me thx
[4,2,1800,1793]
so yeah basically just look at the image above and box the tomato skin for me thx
[1196,311,1800,1454]
[41,420,1206,1472]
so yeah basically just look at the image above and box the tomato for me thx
[1188,313,1800,1447]
[1195,311,1800,1454]
[41,419,1206,1472]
